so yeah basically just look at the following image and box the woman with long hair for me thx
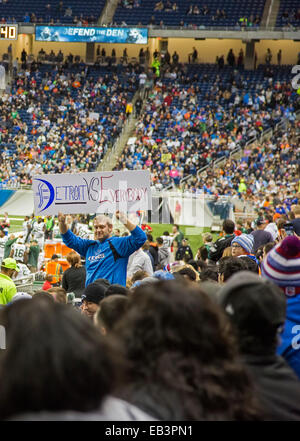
[62,251,86,297]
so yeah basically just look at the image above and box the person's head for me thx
[263,241,276,259]
[45,274,53,283]
[176,266,197,282]
[202,232,213,243]
[51,254,59,262]
[172,224,179,233]
[1,258,20,279]
[47,287,67,304]
[94,295,129,335]
[261,236,300,296]
[130,270,150,285]
[32,290,55,303]
[93,215,113,242]
[114,229,120,237]
[219,272,286,356]
[222,219,235,235]
[231,234,254,257]
[163,231,169,236]
[156,237,164,247]
[255,217,267,230]
[24,216,29,221]
[81,282,107,319]
[218,257,247,283]
[115,280,261,420]
[199,265,218,282]
[147,233,154,243]
[37,217,43,224]
[238,256,259,274]
[105,284,129,298]
[66,251,82,268]
[293,206,300,218]
[222,246,232,258]
[0,298,118,419]
[197,245,208,261]
[181,238,188,247]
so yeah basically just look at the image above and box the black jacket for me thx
[209,234,235,262]
[62,266,86,297]
[243,354,300,421]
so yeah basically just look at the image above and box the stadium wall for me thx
[0,190,16,207]
[0,36,299,65]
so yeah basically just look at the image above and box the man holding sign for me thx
[58,211,147,287]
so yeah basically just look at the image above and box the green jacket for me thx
[0,273,17,305]
[28,245,40,268]
[4,237,18,259]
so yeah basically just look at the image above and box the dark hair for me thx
[199,265,218,282]
[238,257,259,274]
[147,233,154,242]
[198,245,208,261]
[173,224,179,230]
[0,299,117,419]
[222,219,235,235]
[263,241,276,255]
[96,295,129,331]
[115,281,261,420]
[163,231,169,236]
[177,267,197,281]
[156,237,164,245]
[187,260,198,272]
[196,260,208,272]
[218,257,247,282]
[105,284,129,297]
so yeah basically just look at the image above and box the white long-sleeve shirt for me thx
[127,249,154,279]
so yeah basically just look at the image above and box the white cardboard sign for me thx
[32,171,151,215]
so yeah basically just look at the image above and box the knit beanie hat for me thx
[261,236,300,296]
[231,234,254,254]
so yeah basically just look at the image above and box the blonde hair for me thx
[94,215,113,226]
[66,251,82,269]
[222,247,232,258]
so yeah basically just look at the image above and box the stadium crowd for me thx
[114,62,299,193]
[0,205,300,420]
[0,59,141,186]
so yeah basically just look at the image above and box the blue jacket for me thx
[277,297,300,380]
[61,227,147,287]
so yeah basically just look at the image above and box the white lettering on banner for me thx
[32,171,151,215]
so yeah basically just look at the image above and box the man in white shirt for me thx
[127,247,153,279]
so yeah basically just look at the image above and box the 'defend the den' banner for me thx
[35,26,148,44]
[32,171,151,216]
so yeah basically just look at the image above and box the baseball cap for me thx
[219,271,286,335]
[2,258,20,272]
[82,282,108,305]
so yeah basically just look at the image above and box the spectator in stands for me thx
[94,295,129,335]
[42,274,53,291]
[251,217,273,253]
[291,206,300,236]
[115,280,262,420]
[217,256,247,283]
[62,251,86,298]
[261,236,300,379]
[0,258,19,305]
[209,220,235,263]
[47,287,67,304]
[0,298,149,420]
[156,237,171,267]
[127,246,153,279]
[220,272,300,420]
[59,211,146,287]
[231,234,255,261]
